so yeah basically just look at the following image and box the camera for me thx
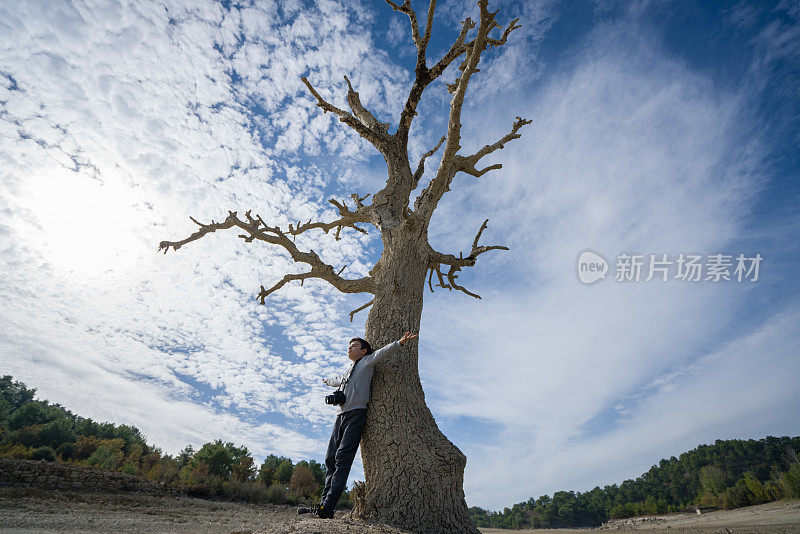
[325,390,346,405]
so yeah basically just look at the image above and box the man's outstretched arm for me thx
[362,331,419,369]
[322,376,343,387]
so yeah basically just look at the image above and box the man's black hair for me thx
[350,337,373,355]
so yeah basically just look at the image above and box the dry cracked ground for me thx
[1,487,799,534]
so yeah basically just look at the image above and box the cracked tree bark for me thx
[159,1,529,532]
[358,224,476,533]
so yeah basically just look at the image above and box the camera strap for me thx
[338,357,362,392]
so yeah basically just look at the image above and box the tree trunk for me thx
[355,221,478,534]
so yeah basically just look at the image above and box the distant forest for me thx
[2,375,798,529]
[0,375,349,507]
[470,436,800,529]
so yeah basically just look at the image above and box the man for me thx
[298,331,418,519]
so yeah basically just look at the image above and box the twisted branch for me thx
[385,0,424,53]
[428,17,476,82]
[454,116,531,177]
[426,219,508,299]
[343,75,390,133]
[288,195,371,241]
[486,17,522,49]
[412,135,446,188]
[348,298,375,322]
[415,1,524,222]
[158,211,375,303]
[301,77,391,153]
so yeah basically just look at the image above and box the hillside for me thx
[0,375,332,506]
[470,436,800,528]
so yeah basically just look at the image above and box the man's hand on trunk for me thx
[399,331,418,346]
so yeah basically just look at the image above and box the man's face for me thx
[348,340,367,361]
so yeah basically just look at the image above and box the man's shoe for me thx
[317,504,334,519]
[297,505,317,515]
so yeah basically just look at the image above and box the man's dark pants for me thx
[320,408,367,511]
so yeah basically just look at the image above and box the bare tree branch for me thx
[257,272,313,304]
[301,76,391,153]
[427,17,475,82]
[426,12,518,87]
[385,0,423,51]
[389,0,520,176]
[388,0,435,143]
[486,17,522,49]
[428,264,450,292]
[428,116,528,183]
[412,135,446,188]
[343,75,391,133]
[349,298,375,322]
[415,5,501,221]
[426,219,509,299]
[351,192,370,208]
[447,265,481,299]
[288,196,372,241]
[414,4,526,222]
[158,211,375,302]
[456,116,531,175]
[421,1,436,47]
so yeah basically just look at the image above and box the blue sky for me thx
[1,0,798,511]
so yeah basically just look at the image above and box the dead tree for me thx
[159,1,529,532]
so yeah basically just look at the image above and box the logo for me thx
[578,251,608,284]
[576,251,762,284]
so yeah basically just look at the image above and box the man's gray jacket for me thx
[324,341,400,413]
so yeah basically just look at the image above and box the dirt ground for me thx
[0,487,410,534]
[1,487,798,533]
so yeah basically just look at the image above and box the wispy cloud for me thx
[420,11,791,508]
[0,0,400,446]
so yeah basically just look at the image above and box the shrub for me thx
[177,460,225,498]
[722,478,752,509]
[145,457,180,483]
[15,425,42,448]
[179,460,212,486]
[140,451,163,474]
[121,462,138,475]
[220,480,269,503]
[86,438,125,470]
[743,472,768,504]
[73,435,102,460]
[124,443,144,469]
[232,455,256,482]
[265,483,290,505]
[30,446,56,462]
[774,460,800,498]
[698,491,723,508]
[0,444,31,459]
[57,442,75,461]
[699,465,727,496]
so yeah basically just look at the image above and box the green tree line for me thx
[469,436,800,529]
[0,376,352,507]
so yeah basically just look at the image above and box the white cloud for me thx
[0,0,401,448]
